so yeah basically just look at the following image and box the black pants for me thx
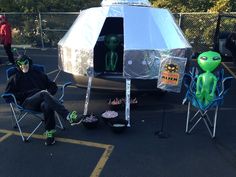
[4,44,14,64]
[22,90,69,131]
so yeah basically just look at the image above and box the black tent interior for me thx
[94,17,124,75]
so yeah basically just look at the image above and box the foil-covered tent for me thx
[58,0,192,125]
[58,0,192,81]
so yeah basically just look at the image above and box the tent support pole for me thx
[83,76,92,116]
[125,79,131,127]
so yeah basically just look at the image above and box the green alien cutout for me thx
[196,51,222,107]
[105,34,120,71]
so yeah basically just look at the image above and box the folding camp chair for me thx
[1,64,71,142]
[182,67,233,138]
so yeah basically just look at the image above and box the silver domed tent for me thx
[58,0,191,79]
[58,0,192,125]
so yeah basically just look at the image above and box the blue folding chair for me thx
[1,64,71,142]
[182,67,234,138]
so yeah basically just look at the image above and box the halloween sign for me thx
[157,56,187,93]
[161,63,180,85]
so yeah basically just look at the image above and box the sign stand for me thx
[154,104,169,138]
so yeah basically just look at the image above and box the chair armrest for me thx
[182,97,187,105]
[219,76,234,97]
[182,73,196,105]
[58,82,72,102]
[1,93,18,104]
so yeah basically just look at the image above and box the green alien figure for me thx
[104,34,120,71]
[196,51,222,107]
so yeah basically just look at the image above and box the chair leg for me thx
[10,104,46,142]
[55,112,65,130]
[212,106,219,138]
[187,107,219,138]
[201,107,218,138]
[188,116,203,133]
[185,102,191,133]
[186,102,203,134]
[10,104,25,142]
[26,121,43,141]
[205,111,213,127]
[9,104,65,142]
[190,110,201,122]
[203,117,213,137]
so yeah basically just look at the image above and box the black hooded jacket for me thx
[5,63,58,105]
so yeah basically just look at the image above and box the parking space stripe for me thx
[56,137,111,149]
[0,132,12,142]
[91,145,114,177]
[0,128,114,177]
[0,129,112,148]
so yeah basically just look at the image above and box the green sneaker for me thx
[44,129,56,146]
[67,111,80,125]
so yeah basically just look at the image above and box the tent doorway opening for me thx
[94,17,124,76]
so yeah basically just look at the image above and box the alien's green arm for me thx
[105,53,108,70]
[196,75,202,94]
[210,75,218,96]
[111,53,118,71]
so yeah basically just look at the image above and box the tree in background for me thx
[208,0,233,12]
[151,0,235,13]
[1,0,235,13]
[150,0,236,53]
[0,0,100,12]
[0,0,101,46]
[1,0,235,49]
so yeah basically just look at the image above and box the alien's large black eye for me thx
[213,56,221,60]
[200,56,207,60]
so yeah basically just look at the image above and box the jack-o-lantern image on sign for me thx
[161,63,180,86]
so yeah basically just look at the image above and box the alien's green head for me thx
[197,51,221,72]
[104,34,120,50]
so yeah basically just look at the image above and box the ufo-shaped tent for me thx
[58,0,192,125]
[58,0,192,81]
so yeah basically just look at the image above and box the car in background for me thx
[213,13,236,65]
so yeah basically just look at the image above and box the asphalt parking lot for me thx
[1,47,236,177]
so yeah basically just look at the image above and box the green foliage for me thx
[151,0,235,13]
[151,0,236,53]
[0,0,101,12]
[1,0,235,13]
[152,0,212,12]
[208,0,232,12]
[0,0,100,46]
[1,0,235,50]
[180,13,219,52]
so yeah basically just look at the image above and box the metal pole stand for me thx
[154,104,169,138]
